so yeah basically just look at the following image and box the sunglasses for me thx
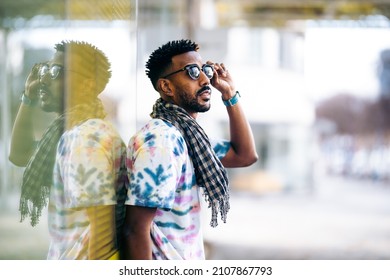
[162,64,214,80]
[39,64,64,80]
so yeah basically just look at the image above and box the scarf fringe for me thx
[209,195,230,228]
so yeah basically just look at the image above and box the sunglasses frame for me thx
[162,63,214,80]
[39,64,64,80]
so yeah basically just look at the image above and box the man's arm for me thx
[9,63,42,166]
[220,97,258,168]
[209,61,258,168]
[123,205,157,260]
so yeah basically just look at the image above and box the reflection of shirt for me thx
[126,119,230,260]
[47,119,127,260]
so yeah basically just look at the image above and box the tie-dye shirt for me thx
[126,119,230,260]
[47,118,127,260]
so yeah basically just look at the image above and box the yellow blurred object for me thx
[108,251,120,260]
[231,171,283,195]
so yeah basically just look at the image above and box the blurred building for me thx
[379,49,390,98]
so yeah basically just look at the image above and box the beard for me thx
[178,86,211,113]
[39,88,64,114]
[184,97,210,113]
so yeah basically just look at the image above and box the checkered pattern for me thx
[150,98,230,227]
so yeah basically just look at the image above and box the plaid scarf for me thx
[150,98,230,227]
[19,99,106,226]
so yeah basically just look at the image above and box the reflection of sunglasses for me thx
[39,64,64,80]
[162,64,214,80]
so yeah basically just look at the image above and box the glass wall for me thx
[1,0,307,259]
[0,0,137,259]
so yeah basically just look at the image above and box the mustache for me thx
[196,86,211,96]
[39,85,50,93]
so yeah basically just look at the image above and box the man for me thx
[124,39,258,260]
[9,41,127,260]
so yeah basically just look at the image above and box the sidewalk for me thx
[0,195,49,259]
[203,175,390,259]
[1,175,389,260]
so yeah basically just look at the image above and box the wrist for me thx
[20,91,37,107]
[222,91,240,107]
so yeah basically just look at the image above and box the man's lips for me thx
[198,89,211,96]
[39,89,50,101]
[197,86,212,98]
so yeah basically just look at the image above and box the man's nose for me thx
[199,70,211,85]
[39,72,50,85]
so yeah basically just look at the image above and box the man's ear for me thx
[157,78,174,97]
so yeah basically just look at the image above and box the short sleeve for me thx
[126,120,186,210]
[211,139,230,159]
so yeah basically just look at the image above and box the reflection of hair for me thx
[145,39,199,89]
[55,40,112,95]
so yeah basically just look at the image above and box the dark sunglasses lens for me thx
[39,65,48,79]
[50,65,62,79]
[187,65,200,80]
[203,65,214,79]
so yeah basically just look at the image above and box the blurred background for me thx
[0,0,389,259]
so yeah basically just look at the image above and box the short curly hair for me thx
[55,40,112,95]
[145,39,199,89]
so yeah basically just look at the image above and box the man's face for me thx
[39,50,93,113]
[38,51,65,113]
[167,51,213,117]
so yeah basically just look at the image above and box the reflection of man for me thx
[9,41,127,260]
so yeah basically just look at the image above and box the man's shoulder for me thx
[145,118,175,129]
[65,118,124,144]
[130,118,184,147]
[75,119,119,135]
[137,118,181,136]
